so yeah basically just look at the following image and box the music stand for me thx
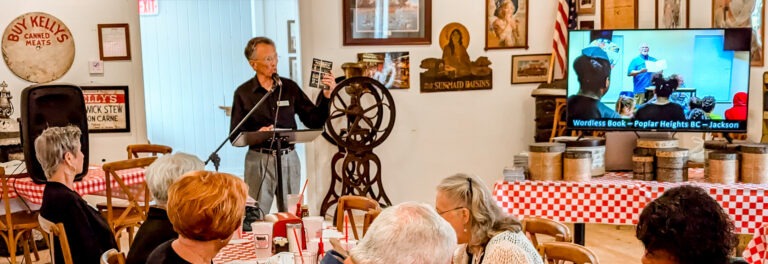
[233,129,323,212]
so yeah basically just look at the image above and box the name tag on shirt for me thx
[277,100,290,107]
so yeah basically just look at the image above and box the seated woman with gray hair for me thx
[436,173,542,264]
[147,171,247,263]
[126,153,204,264]
[37,126,118,263]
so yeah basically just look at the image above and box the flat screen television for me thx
[566,28,751,132]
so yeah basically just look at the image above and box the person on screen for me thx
[635,73,686,121]
[688,108,710,121]
[615,95,635,119]
[725,92,748,120]
[567,46,621,122]
[700,96,723,120]
[627,43,658,106]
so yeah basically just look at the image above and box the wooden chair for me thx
[538,241,599,264]
[38,215,73,264]
[523,217,572,251]
[0,167,44,264]
[126,144,172,159]
[100,248,126,264]
[336,195,381,240]
[99,157,157,248]
[550,98,568,142]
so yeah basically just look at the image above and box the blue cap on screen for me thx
[581,46,610,62]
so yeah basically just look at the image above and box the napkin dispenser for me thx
[265,212,306,249]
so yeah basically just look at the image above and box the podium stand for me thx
[233,129,322,212]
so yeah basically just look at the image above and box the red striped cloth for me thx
[552,0,576,76]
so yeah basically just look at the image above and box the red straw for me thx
[293,228,304,264]
[344,214,349,246]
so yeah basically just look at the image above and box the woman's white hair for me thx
[34,126,82,179]
[437,173,522,249]
[349,202,456,264]
[145,152,204,204]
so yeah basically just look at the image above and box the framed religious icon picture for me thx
[81,86,130,133]
[601,0,638,29]
[485,0,528,49]
[511,54,550,84]
[656,0,689,28]
[577,0,596,15]
[712,0,764,66]
[343,0,432,45]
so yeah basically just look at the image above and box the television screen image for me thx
[566,28,750,132]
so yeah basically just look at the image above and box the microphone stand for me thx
[205,87,276,171]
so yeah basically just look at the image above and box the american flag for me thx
[552,0,577,76]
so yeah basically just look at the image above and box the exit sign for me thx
[139,0,158,15]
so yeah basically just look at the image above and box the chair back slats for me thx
[523,217,572,249]
[539,242,599,264]
[336,195,381,240]
[38,215,73,264]
[126,144,172,159]
[102,157,156,235]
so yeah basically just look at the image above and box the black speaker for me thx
[21,84,89,184]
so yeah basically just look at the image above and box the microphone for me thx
[272,73,282,88]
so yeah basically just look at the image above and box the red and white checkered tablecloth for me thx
[7,166,145,204]
[494,168,768,234]
[743,224,767,264]
[215,232,258,263]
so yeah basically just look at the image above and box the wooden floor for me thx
[0,223,646,264]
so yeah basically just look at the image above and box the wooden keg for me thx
[656,148,689,182]
[740,144,768,184]
[708,151,738,184]
[632,155,654,181]
[531,88,565,142]
[555,137,606,177]
[704,140,742,178]
[636,138,679,149]
[564,151,591,182]
[529,143,566,181]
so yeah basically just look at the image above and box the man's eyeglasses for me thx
[437,206,464,215]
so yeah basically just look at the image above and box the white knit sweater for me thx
[453,231,543,264]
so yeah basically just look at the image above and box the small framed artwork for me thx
[601,0,638,29]
[712,0,764,66]
[342,0,432,45]
[579,20,595,29]
[656,0,688,28]
[81,86,130,133]
[288,56,298,80]
[485,0,528,49]
[97,24,131,61]
[577,0,596,15]
[287,20,297,54]
[511,53,551,84]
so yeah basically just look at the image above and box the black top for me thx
[230,75,330,150]
[567,95,620,122]
[146,240,191,264]
[40,181,117,264]
[126,207,178,264]
[635,103,686,121]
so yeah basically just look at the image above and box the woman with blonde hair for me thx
[147,171,248,263]
[436,173,542,264]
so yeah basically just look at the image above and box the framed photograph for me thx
[288,56,298,80]
[485,0,528,50]
[656,0,688,28]
[287,20,297,54]
[601,0,638,29]
[342,0,431,45]
[579,20,595,29]
[81,86,130,133]
[712,0,764,66]
[511,53,551,84]
[577,0,596,15]
[357,51,410,89]
[97,24,131,61]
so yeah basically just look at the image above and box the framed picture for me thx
[712,0,764,66]
[287,20,297,54]
[656,0,688,28]
[81,86,130,133]
[579,20,595,29]
[485,0,528,50]
[288,56,298,80]
[97,24,131,61]
[342,0,431,45]
[577,0,596,15]
[511,53,550,84]
[357,51,410,89]
[601,0,638,29]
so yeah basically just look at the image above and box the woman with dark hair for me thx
[636,185,737,264]
[634,73,686,121]
[442,29,472,78]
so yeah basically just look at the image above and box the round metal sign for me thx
[2,12,75,83]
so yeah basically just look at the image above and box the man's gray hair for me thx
[244,36,275,60]
[349,202,456,264]
[34,126,82,179]
[145,152,204,204]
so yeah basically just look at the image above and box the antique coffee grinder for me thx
[0,81,13,118]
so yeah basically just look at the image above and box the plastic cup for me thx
[302,216,324,241]
[293,251,317,264]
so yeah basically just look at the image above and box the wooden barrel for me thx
[740,144,768,184]
[656,148,688,182]
[632,155,654,181]
[704,140,742,178]
[636,138,679,149]
[708,151,738,184]
[555,137,606,177]
[564,151,591,182]
[529,143,566,181]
